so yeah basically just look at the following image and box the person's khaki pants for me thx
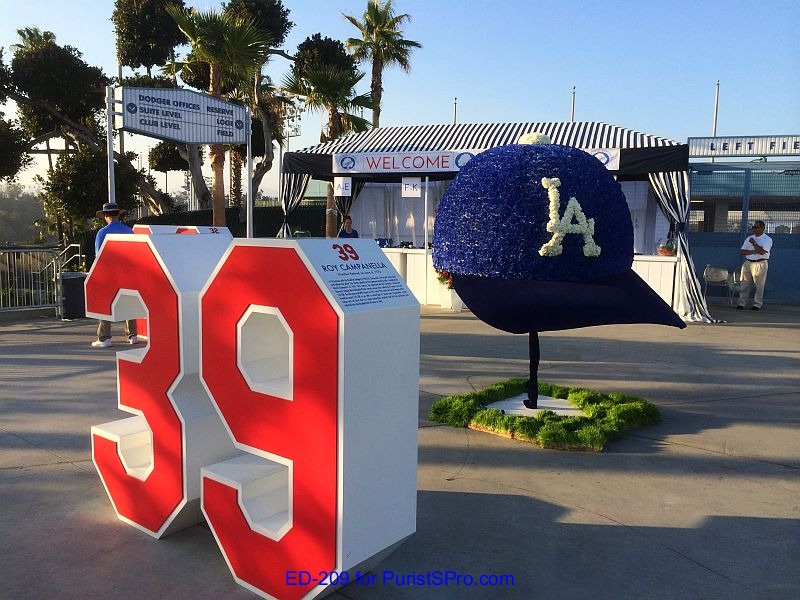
[738,260,769,308]
[97,319,137,342]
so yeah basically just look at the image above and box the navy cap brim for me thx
[452,271,686,333]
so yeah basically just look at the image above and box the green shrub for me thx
[514,417,543,441]
[538,382,569,399]
[472,408,515,432]
[536,421,581,449]
[575,425,606,451]
[428,379,661,451]
[568,388,606,407]
[429,393,484,428]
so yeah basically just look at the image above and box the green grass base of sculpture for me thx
[429,378,661,452]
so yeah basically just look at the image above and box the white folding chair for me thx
[703,265,730,300]
[727,268,743,305]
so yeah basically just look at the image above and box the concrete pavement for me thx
[1,301,798,599]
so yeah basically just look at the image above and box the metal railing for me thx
[0,244,84,317]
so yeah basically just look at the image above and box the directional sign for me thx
[114,87,248,144]
[401,177,422,198]
[334,177,352,197]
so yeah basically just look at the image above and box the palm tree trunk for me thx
[371,59,383,128]
[230,151,243,207]
[252,74,276,197]
[180,144,211,209]
[209,64,226,227]
[325,111,342,237]
[325,183,338,237]
[211,143,226,226]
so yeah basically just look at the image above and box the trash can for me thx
[61,272,87,319]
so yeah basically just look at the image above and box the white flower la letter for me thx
[538,177,602,258]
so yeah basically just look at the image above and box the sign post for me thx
[106,86,117,205]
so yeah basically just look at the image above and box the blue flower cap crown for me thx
[433,143,634,282]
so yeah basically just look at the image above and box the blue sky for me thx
[1,0,798,194]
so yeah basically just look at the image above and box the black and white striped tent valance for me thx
[283,121,689,180]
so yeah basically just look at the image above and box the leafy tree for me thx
[222,0,294,195]
[176,52,239,96]
[284,41,371,235]
[9,28,56,52]
[166,6,272,227]
[37,146,144,242]
[293,34,358,80]
[0,48,12,100]
[120,73,176,88]
[10,34,108,137]
[283,67,370,143]
[0,110,31,181]
[112,0,187,76]
[1,35,171,217]
[223,0,293,47]
[0,183,46,244]
[149,141,193,172]
[343,0,421,128]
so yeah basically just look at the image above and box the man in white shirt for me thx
[737,220,773,311]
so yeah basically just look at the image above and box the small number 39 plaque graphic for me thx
[332,243,359,261]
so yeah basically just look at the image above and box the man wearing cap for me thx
[91,202,138,347]
[737,220,772,311]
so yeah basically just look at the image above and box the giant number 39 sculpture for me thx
[86,231,419,599]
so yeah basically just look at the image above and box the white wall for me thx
[349,181,448,246]
[620,180,670,254]
[351,179,668,254]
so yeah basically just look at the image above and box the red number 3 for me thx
[86,232,236,537]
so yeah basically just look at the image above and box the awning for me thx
[282,121,689,180]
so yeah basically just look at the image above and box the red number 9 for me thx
[200,243,338,598]
[343,244,359,260]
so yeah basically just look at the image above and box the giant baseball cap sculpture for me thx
[433,135,685,408]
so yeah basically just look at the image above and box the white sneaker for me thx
[128,336,139,345]
[91,339,112,348]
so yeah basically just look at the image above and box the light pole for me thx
[277,93,303,205]
[711,80,720,164]
[570,86,576,122]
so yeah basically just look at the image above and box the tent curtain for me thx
[277,172,311,238]
[648,171,719,323]
[334,180,366,226]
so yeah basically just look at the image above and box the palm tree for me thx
[10,27,56,52]
[166,6,271,227]
[343,0,421,128]
[283,67,372,236]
